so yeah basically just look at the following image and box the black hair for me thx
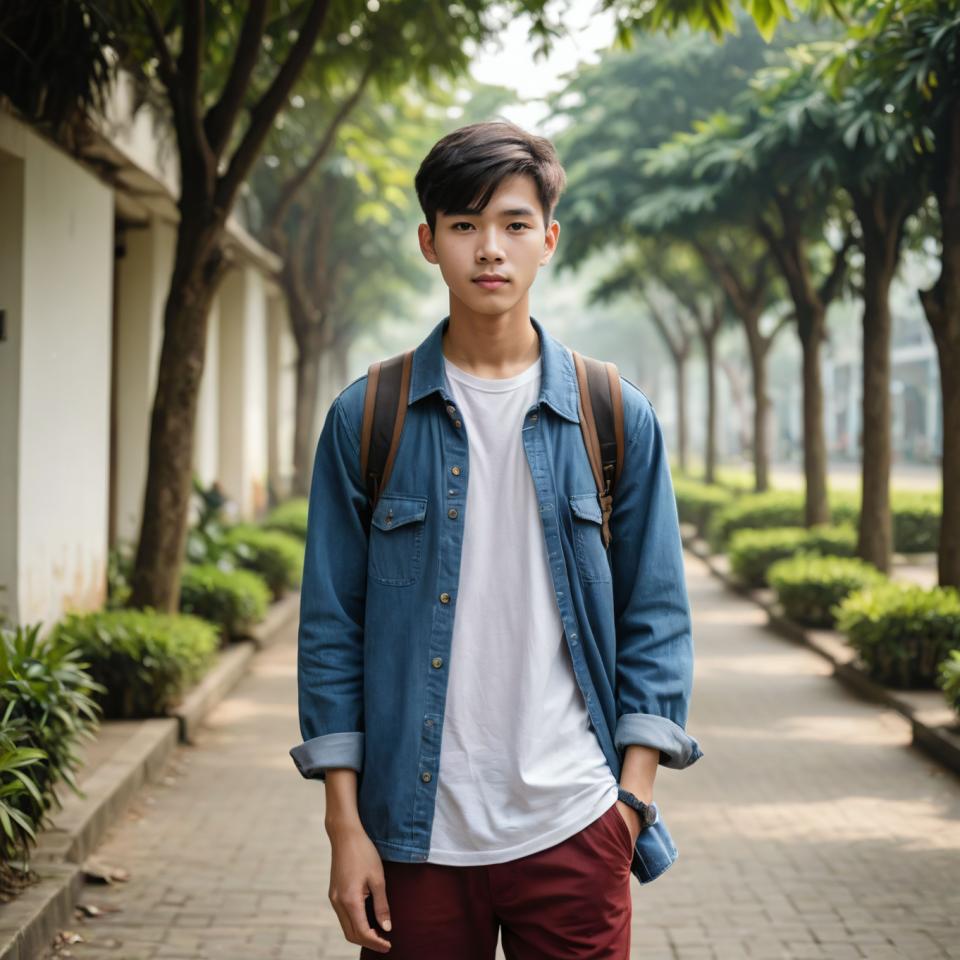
[414,119,567,235]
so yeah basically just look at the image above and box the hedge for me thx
[938,650,960,715]
[672,477,734,535]
[834,583,960,688]
[706,489,942,555]
[261,498,309,542]
[49,609,219,719]
[767,555,887,628]
[179,564,271,641]
[223,524,304,600]
[728,525,857,588]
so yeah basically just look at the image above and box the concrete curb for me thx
[0,864,81,960]
[0,591,300,960]
[682,530,960,779]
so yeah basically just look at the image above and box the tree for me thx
[825,0,960,586]
[110,0,572,612]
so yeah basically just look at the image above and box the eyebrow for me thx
[444,206,537,218]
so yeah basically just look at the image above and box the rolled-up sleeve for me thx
[289,394,368,781]
[610,387,703,770]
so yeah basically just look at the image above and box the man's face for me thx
[418,173,560,315]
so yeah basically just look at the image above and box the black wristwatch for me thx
[617,787,658,830]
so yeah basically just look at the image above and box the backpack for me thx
[359,349,625,548]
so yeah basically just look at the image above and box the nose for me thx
[476,224,505,262]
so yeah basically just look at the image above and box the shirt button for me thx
[448,508,458,519]
[530,413,538,421]
[439,593,450,604]
[425,718,434,726]
[446,404,456,415]
[431,657,443,668]
[451,465,461,476]
[454,419,462,428]
[448,488,456,496]
[421,771,432,783]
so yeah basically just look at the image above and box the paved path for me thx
[45,555,960,959]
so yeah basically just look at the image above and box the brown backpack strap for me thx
[572,351,625,549]
[360,350,414,521]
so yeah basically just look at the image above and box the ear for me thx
[418,223,439,264]
[540,220,560,266]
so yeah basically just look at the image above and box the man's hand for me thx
[615,799,642,848]
[327,822,393,953]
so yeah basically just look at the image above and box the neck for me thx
[442,296,540,379]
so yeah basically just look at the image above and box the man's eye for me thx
[452,222,473,231]
[508,222,530,231]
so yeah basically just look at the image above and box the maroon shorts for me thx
[360,802,634,959]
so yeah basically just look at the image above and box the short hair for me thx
[414,119,567,235]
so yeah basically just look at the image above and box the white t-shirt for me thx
[426,351,618,865]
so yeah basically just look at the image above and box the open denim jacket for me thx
[290,314,704,884]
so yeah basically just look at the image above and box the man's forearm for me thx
[324,768,363,836]
[619,744,659,803]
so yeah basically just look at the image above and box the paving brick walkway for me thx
[44,554,960,959]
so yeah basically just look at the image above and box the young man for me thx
[290,119,703,959]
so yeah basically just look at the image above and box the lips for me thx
[473,276,508,290]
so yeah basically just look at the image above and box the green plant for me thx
[0,709,47,872]
[767,555,888,628]
[937,650,960,715]
[261,498,309,542]
[890,491,941,554]
[223,524,304,600]
[49,610,219,719]
[185,475,235,566]
[672,477,734,535]
[106,542,134,609]
[835,583,960,688]
[728,525,857,588]
[179,564,271,641]
[0,622,103,873]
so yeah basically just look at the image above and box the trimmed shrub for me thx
[709,489,941,554]
[890,491,940,554]
[767,555,888,627]
[937,650,960,715]
[834,583,960,688]
[709,491,858,550]
[179,564,271,641]
[0,623,103,871]
[728,525,857,588]
[262,498,309,542]
[49,610,219,719]
[223,524,304,600]
[672,477,734,535]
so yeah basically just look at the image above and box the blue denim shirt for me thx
[290,314,704,884]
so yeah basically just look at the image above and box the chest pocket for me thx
[369,494,428,586]
[569,492,612,583]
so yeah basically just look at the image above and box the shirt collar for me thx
[407,314,581,424]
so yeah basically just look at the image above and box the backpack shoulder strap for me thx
[360,349,414,520]
[571,350,625,549]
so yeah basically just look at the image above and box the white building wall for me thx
[112,216,175,547]
[218,266,269,519]
[0,113,113,627]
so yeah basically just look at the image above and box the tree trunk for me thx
[854,187,904,573]
[936,338,960,588]
[919,98,960,588]
[797,308,830,526]
[744,329,770,493]
[292,337,324,498]
[128,224,226,612]
[703,329,717,485]
[675,355,688,473]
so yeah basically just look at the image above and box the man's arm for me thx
[610,386,703,788]
[289,393,368,785]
